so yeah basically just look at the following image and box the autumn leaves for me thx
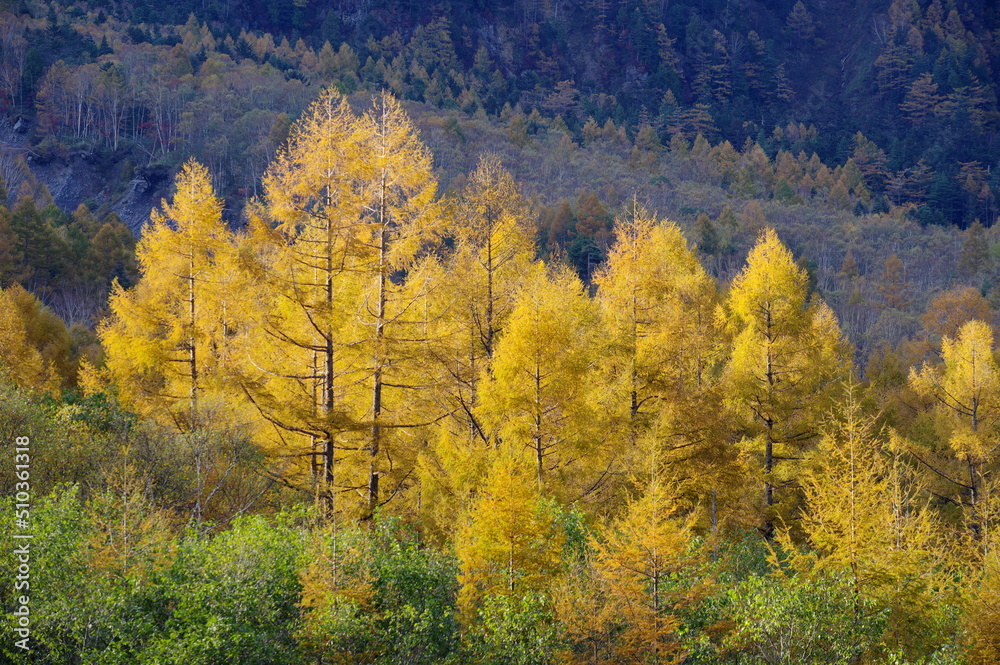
[95,87,998,659]
[95,85,858,542]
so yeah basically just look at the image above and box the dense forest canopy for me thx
[3,1,1000,664]
[1,0,998,223]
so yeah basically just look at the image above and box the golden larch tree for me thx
[455,452,565,622]
[801,382,948,655]
[347,91,442,516]
[239,90,445,518]
[101,159,234,429]
[587,476,707,664]
[910,319,1000,551]
[237,89,368,509]
[477,263,600,498]
[722,227,850,539]
[415,155,536,537]
[594,204,733,519]
[0,285,54,390]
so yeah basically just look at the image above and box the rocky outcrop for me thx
[2,112,168,235]
[111,166,170,234]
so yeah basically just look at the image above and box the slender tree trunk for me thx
[188,245,198,426]
[762,304,775,540]
[508,542,515,593]
[310,351,321,492]
[368,171,387,516]
[711,488,718,563]
[970,405,981,543]
[322,208,336,513]
[630,296,639,445]
[652,560,661,663]
[485,221,495,360]
[534,357,543,489]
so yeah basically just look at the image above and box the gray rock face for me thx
[112,174,162,234]
[1,114,163,235]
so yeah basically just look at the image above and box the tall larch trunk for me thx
[368,141,388,517]
[763,301,775,540]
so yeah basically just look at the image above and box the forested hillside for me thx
[4,0,999,222]
[2,1,1000,664]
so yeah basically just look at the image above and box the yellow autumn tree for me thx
[587,476,707,664]
[453,153,535,363]
[594,204,734,521]
[800,382,949,655]
[241,90,444,518]
[0,285,52,390]
[297,522,376,662]
[415,154,537,539]
[722,227,850,538]
[455,452,565,621]
[237,89,368,508]
[553,559,616,664]
[910,319,1000,552]
[101,159,234,429]
[477,263,600,499]
[0,283,75,391]
[966,550,1000,664]
[435,154,534,443]
[345,91,442,517]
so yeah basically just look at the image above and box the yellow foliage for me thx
[586,477,707,664]
[241,89,445,517]
[0,285,60,391]
[722,227,850,537]
[801,383,951,655]
[966,552,1000,664]
[297,524,376,661]
[910,320,1000,549]
[593,204,732,518]
[416,426,493,543]
[100,159,235,429]
[477,264,600,497]
[414,155,537,534]
[453,152,535,359]
[455,452,565,622]
[85,463,175,578]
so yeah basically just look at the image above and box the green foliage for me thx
[465,593,559,665]
[368,519,461,664]
[142,515,307,665]
[0,485,169,664]
[723,573,887,664]
[0,486,87,663]
[297,516,461,664]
